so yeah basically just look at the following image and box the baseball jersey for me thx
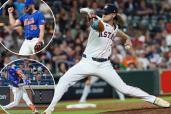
[19,10,45,39]
[7,67,23,87]
[84,16,118,58]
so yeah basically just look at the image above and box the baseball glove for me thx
[34,41,44,52]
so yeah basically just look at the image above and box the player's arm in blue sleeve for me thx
[12,80,20,87]
[8,76,19,87]
[8,7,22,28]
[38,12,45,42]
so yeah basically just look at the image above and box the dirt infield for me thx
[52,100,171,114]
[100,107,171,114]
[97,101,171,114]
[5,99,171,114]
[54,101,166,112]
[0,109,6,114]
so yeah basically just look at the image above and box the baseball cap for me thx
[103,4,118,15]
[25,0,35,7]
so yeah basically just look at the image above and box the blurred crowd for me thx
[0,60,54,86]
[0,0,171,77]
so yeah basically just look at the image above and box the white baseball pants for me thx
[3,86,32,109]
[47,58,156,111]
[19,38,38,55]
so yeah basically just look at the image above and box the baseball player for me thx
[80,76,125,103]
[44,4,170,114]
[2,65,39,114]
[8,0,45,55]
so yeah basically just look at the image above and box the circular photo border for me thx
[0,0,57,56]
[0,58,55,114]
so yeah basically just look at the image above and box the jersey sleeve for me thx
[90,15,100,29]
[38,12,46,25]
[90,16,104,32]
[12,80,19,87]
[19,15,24,23]
[8,75,19,87]
[90,19,100,30]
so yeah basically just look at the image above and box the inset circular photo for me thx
[0,59,55,114]
[0,0,56,56]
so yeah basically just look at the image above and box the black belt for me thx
[82,54,109,62]
[26,36,39,40]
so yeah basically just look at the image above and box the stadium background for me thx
[0,0,171,114]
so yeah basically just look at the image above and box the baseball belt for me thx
[82,54,110,62]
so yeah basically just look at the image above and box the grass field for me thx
[5,96,171,114]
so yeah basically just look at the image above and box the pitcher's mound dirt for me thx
[100,107,171,114]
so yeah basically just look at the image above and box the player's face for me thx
[25,5,33,14]
[102,13,116,22]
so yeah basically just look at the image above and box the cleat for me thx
[154,97,170,108]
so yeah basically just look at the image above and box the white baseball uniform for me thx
[46,17,156,112]
[19,38,39,55]
[3,86,33,109]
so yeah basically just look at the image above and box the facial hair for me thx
[26,7,33,14]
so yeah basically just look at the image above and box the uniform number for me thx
[31,25,37,30]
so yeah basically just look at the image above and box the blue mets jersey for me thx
[7,67,22,87]
[19,11,45,39]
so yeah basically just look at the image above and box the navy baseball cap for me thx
[103,4,118,15]
[25,0,35,7]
